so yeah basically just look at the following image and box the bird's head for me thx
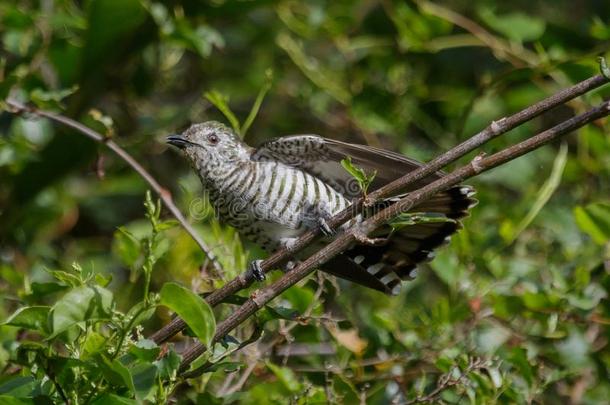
[167,121,251,178]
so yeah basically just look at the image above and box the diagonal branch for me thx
[150,73,609,345]
[3,99,224,276]
[178,99,610,373]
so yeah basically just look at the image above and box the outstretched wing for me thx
[251,135,443,198]
[252,134,477,295]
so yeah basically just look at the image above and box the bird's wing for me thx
[253,134,478,295]
[251,135,443,197]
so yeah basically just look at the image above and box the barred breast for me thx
[210,160,350,251]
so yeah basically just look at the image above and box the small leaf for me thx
[50,285,114,338]
[29,85,78,109]
[83,332,106,357]
[203,90,240,134]
[128,339,160,363]
[45,269,82,287]
[91,393,137,405]
[88,108,115,138]
[130,362,157,402]
[267,362,302,392]
[105,357,135,391]
[240,69,273,138]
[0,395,35,405]
[574,202,610,244]
[202,361,243,373]
[478,7,546,42]
[95,272,113,287]
[341,156,376,195]
[262,306,299,322]
[0,376,36,397]
[113,227,141,268]
[29,282,68,298]
[154,349,182,380]
[124,301,157,329]
[3,306,50,334]
[156,220,179,231]
[159,282,216,347]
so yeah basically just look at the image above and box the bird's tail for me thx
[321,185,477,295]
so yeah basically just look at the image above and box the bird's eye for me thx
[207,133,219,145]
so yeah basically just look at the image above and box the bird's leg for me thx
[353,230,388,246]
[247,259,266,281]
[318,217,335,237]
[304,201,335,237]
[283,260,300,272]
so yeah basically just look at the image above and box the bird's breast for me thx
[208,161,350,249]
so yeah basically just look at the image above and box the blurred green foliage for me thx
[1,0,609,403]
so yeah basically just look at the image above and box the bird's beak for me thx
[166,134,188,149]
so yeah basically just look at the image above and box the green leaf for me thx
[340,156,376,195]
[29,86,78,109]
[241,69,273,138]
[159,282,216,347]
[203,90,241,134]
[130,362,157,402]
[113,227,141,269]
[478,7,546,42]
[154,349,182,380]
[50,285,114,338]
[201,361,243,373]
[46,269,82,287]
[0,396,35,405]
[174,20,224,58]
[0,376,36,397]
[574,202,610,244]
[261,306,299,322]
[95,272,112,287]
[266,362,302,392]
[124,301,157,329]
[91,393,137,405]
[508,347,534,386]
[128,339,160,363]
[28,282,68,298]
[3,306,50,334]
[99,355,134,391]
[156,220,179,231]
[83,331,107,357]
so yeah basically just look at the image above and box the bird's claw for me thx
[248,259,266,281]
[318,218,335,237]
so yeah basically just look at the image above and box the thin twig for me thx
[150,73,609,345]
[178,100,610,372]
[404,357,488,404]
[3,99,224,276]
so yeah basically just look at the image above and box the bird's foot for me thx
[248,259,266,281]
[318,217,335,237]
[354,231,388,246]
[283,260,299,272]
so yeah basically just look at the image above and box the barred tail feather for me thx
[321,185,477,295]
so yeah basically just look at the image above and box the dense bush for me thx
[1,1,609,403]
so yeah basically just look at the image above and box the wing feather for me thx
[252,135,443,197]
[252,134,477,295]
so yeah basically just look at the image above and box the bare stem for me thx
[150,73,609,345]
[4,99,224,276]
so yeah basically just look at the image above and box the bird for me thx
[167,121,477,295]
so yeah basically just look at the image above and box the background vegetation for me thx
[1,0,610,403]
